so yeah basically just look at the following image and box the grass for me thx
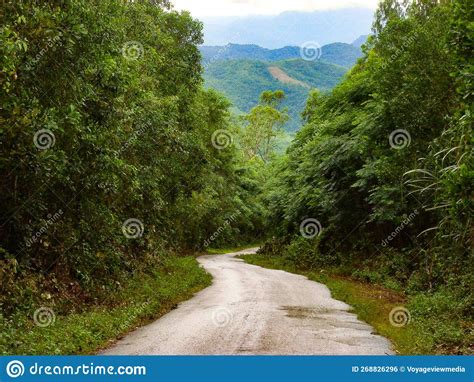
[243,254,473,355]
[0,256,212,355]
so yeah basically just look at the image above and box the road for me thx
[102,248,393,355]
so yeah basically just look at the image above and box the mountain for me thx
[201,41,363,131]
[200,42,363,68]
[352,35,370,48]
[202,9,374,48]
[203,59,347,131]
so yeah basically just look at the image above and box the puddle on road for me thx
[279,305,371,332]
[280,306,336,319]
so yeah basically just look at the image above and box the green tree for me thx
[240,90,289,163]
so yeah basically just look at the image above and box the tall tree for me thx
[240,90,289,163]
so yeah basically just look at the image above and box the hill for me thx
[202,9,374,48]
[352,35,369,48]
[200,42,362,68]
[203,59,347,131]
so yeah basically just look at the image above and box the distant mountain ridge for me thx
[202,9,374,48]
[351,35,370,48]
[200,42,363,68]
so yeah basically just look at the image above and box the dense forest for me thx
[257,0,473,353]
[0,0,264,353]
[0,0,472,355]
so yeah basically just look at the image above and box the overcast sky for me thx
[171,0,379,17]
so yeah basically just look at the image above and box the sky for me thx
[171,0,379,17]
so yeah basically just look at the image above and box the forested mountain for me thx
[200,43,363,68]
[202,9,374,48]
[201,43,362,131]
[203,58,347,131]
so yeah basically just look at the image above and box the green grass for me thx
[0,257,211,355]
[243,254,473,355]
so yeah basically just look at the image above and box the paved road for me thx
[103,248,393,355]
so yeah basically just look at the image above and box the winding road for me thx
[103,248,393,355]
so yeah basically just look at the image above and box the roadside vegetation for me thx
[205,244,261,255]
[244,253,471,354]
[0,0,263,354]
[252,0,473,355]
[1,256,211,355]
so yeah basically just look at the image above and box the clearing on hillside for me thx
[268,66,311,89]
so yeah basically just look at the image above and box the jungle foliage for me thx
[0,0,264,322]
[259,0,473,352]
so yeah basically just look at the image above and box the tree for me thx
[239,90,289,163]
